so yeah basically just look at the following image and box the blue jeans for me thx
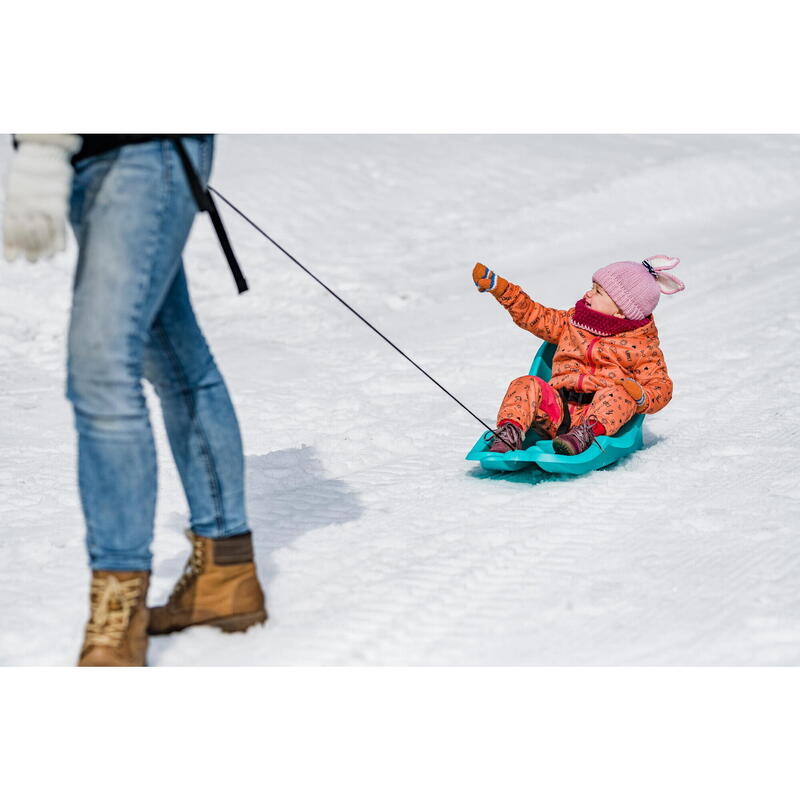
[67,136,249,571]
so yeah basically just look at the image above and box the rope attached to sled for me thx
[208,186,513,447]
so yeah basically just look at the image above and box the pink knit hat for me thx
[592,255,685,320]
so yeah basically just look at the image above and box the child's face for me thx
[584,282,624,317]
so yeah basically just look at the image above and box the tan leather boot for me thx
[148,530,267,635]
[78,571,150,667]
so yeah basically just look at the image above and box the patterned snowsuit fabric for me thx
[497,376,638,436]
[493,283,673,436]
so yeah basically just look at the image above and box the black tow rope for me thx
[208,186,506,442]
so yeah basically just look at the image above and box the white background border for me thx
[2,1,798,797]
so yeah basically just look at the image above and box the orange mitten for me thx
[616,378,646,406]
[472,262,509,296]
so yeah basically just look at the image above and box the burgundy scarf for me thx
[571,299,650,336]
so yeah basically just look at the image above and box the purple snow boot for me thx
[487,421,524,453]
[552,416,603,456]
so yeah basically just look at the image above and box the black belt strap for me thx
[171,137,248,294]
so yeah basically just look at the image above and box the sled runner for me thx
[465,342,644,476]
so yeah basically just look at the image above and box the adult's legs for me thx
[67,136,214,571]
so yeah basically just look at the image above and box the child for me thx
[473,256,685,456]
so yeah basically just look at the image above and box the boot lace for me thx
[84,574,145,649]
[483,423,520,451]
[569,415,604,452]
[169,532,205,601]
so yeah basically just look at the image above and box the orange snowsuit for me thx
[494,283,673,436]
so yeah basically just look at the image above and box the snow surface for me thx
[1,134,799,666]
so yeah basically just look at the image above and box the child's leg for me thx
[576,386,638,435]
[496,375,563,438]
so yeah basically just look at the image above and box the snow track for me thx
[1,134,799,665]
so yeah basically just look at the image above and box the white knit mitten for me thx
[3,134,81,262]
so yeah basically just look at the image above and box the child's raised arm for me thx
[472,263,570,344]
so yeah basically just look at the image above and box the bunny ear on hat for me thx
[643,254,685,295]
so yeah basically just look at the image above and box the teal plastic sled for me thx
[465,342,644,476]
